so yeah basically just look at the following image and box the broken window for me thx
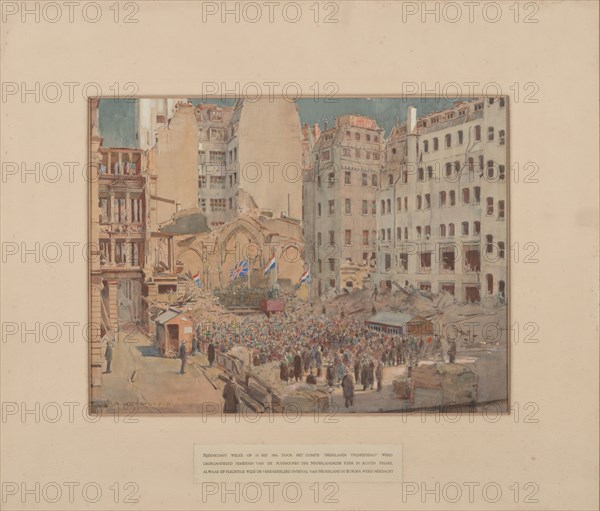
[479,154,485,171]
[424,225,431,238]
[344,171,351,184]
[445,134,451,148]
[427,166,433,179]
[425,194,431,208]
[474,221,481,235]
[399,253,408,271]
[419,282,432,292]
[417,195,422,209]
[362,200,368,215]
[462,221,469,236]
[372,174,378,187]
[474,186,481,204]
[462,188,470,204]
[498,200,505,219]
[441,283,455,295]
[416,226,422,239]
[418,168,424,181]
[385,253,391,271]
[458,130,464,144]
[464,246,481,272]
[498,241,505,258]
[344,230,352,246]
[439,191,447,206]
[362,230,369,245]
[420,252,432,271]
[487,160,495,179]
[499,165,506,181]
[488,127,494,141]
[465,286,480,302]
[100,240,111,263]
[486,273,494,294]
[441,247,456,272]
[158,284,177,294]
[440,224,446,237]
[486,234,494,253]
[499,130,505,145]
[433,137,439,150]
[345,199,351,214]
[445,162,452,177]
[486,197,494,215]
[346,130,351,139]
[388,174,393,185]
[423,140,429,152]
[355,132,360,141]
[397,227,402,239]
[362,173,368,186]
[449,223,455,236]
[99,198,109,223]
[328,200,335,214]
[450,190,456,206]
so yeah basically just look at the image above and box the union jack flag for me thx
[229,259,249,281]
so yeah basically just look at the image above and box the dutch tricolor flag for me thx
[299,268,311,285]
[263,255,276,276]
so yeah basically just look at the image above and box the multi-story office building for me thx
[375,99,508,302]
[304,115,384,297]
[196,103,238,229]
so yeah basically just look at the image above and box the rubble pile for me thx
[412,362,478,406]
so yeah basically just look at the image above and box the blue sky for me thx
[98,97,459,148]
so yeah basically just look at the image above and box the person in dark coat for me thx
[376,361,384,391]
[315,349,322,377]
[368,360,375,390]
[448,340,457,363]
[208,342,216,367]
[354,359,361,384]
[361,363,370,391]
[222,378,240,413]
[306,371,317,385]
[326,362,335,387]
[293,352,303,382]
[179,341,187,374]
[341,369,355,408]
[105,341,113,374]
[279,362,289,382]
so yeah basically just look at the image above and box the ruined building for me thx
[375,99,508,302]
[304,115,384,297]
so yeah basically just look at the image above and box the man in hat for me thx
[207,341,216,367]
[222,377,240,414]
[179,340,187,375]
[104,339,114,374]
[376,361,384,392]
[341,368,355,408]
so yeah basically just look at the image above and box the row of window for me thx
[421,127,505,153]
[345,131,380,143]
[319,171,379,188]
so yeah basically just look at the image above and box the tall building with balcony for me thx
[304,115,384,297]
[375,99,508,302]
[196,103,238,229]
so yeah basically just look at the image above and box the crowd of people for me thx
[194,313,451,399]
